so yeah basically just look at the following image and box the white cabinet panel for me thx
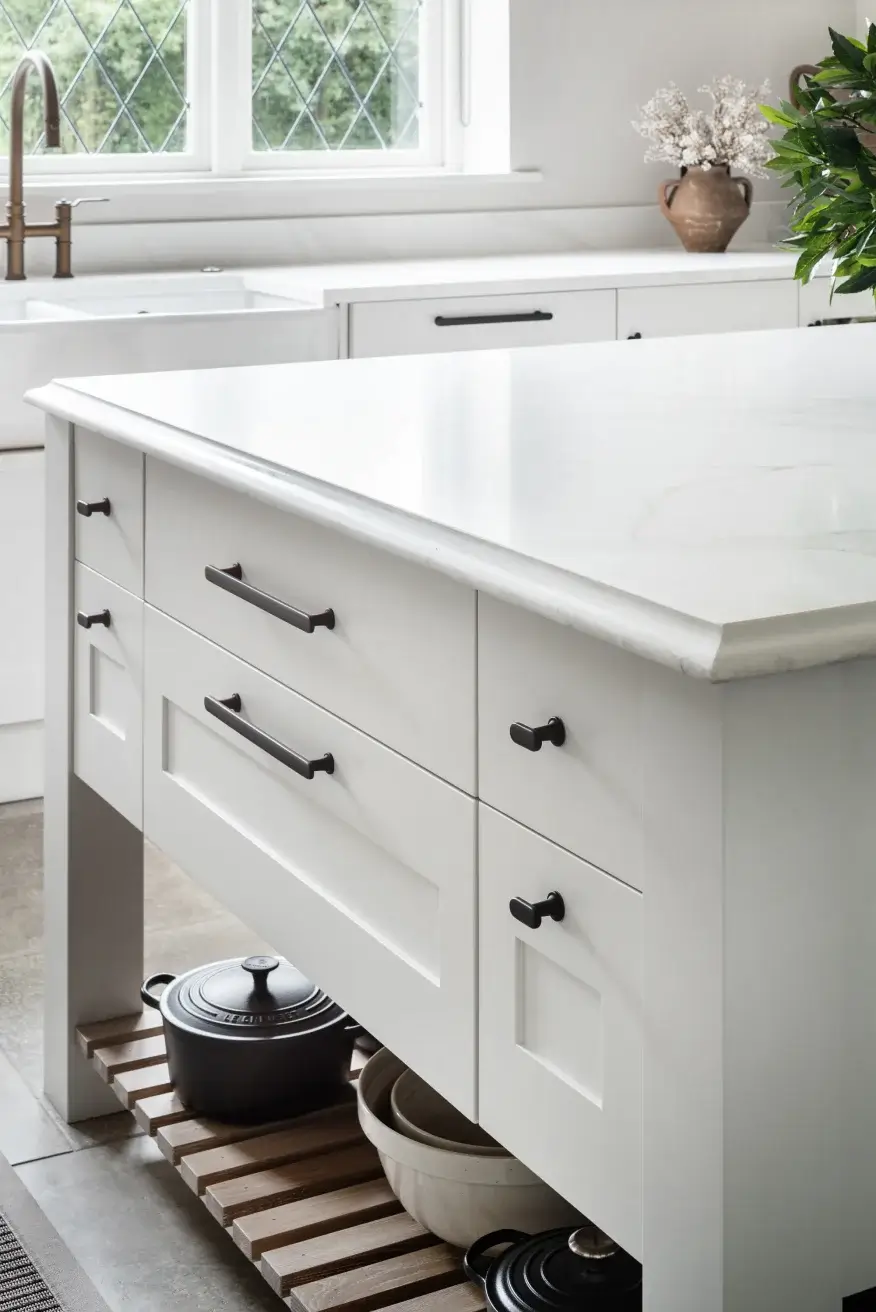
[73,564,143,827]
[799,278,876,326]
[74,428,144,596]
[145,458,476,792]
[0,449,44,801]
[478,805,643,1259]
[143,607,477,1117]
[350,290,616,358]
[617,280,798,340]
[478,594,644,890]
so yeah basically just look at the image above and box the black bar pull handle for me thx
[434,310,553,328]
[76,498,111,517]
[77,609,110,630]
[510,717,566,752]
[205,563,335,634]
[510,891,566,931]
[204,693,334,780]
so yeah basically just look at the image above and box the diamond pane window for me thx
[0,0,189,155]
[252,1,422,154]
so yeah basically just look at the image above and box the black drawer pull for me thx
[204,693,335,780]
[77,609,110,630]
[205,563,335,634]
[76,498,111,517]
[627,332,643,340]
[509,717,566,752]
[510,891,566,930]
[434,310,553,328]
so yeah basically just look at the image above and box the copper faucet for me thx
[0,51,106,280]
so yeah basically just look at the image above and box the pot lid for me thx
[163,956,347,1037]
[478,1227,641,1312]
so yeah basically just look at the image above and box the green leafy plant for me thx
[764,26,876,295]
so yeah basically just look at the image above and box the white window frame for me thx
[6,0,449,177]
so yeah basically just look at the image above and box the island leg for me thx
[42,416,144,1122]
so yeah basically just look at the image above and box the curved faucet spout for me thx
[4,50,61,279]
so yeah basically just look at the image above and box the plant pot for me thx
[659,165,752,254]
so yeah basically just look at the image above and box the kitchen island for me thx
[28,325,876,1312]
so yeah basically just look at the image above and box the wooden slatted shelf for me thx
[77,1016,485,1312]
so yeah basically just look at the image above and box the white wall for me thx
[510,0,859,210]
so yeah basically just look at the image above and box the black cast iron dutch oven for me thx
[141,955,360,1123]
[463,1225,642,1311]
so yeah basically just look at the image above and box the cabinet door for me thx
[478,805,643,1260]
[617,279,798,340]
[73,564,143,828]
[74,428,144,597]
[350,290,616,357]
[0,450,44,801]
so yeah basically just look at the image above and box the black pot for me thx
[141,955,358,1123]
[464,1226,642,1311]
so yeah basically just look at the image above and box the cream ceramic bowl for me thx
[390,1067,507,1156]
[357,1049,583,1249]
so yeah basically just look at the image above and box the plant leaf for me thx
[834,264,876,292]
[830,28,867,71]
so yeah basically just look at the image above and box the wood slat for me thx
[286,1244,463,1312]
[205,1143,382,1227]
[389,1287,486,1312]
[111,1061,173,1108]
[180,1105,361,1194]
[76,1012,163,1057]
[263,1213,434,1296]
[92,1034,167,1082]
[133,1089,191,1134]
[233,1179,403,1261]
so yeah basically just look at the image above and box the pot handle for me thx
[659,179,680,218]
[140,973,175,1009]
[463,1230,529,1288]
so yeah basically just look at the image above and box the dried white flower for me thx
[633,76,773,177]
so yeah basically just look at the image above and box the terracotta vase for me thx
[659,165,752,253]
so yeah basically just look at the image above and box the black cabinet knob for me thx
[77,610,110,629]
[627,331,643,339]
[510,891,566,930]
[76,498,111,517]
[509,717,566,752]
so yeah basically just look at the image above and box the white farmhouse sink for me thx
[0,270,336,448]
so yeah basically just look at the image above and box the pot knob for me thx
[242,955,280,994]
[568,1226,618,1261]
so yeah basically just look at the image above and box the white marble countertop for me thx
[28,323,876,681]
[269,249,803,305]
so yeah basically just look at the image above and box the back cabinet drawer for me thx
[145,459,476,792]
[74,428,144,596]
[617,279,798,340]
[478,595,644,889]
[74,563,143,828]
[350,289,616,358]
[143,607,477,1117]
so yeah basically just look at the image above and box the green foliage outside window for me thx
[0,0,420,157]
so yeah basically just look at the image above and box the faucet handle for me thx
[56,197,110,209]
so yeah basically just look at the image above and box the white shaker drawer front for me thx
[478,595,644,890]
[145,459,476,792]
[74,428,144,596]
[478,805,643,1260]
[617,279,798,340]
[799,278,876,326]
[73,564,143,828]
[143,608,477,1118]
[350,289,616,358]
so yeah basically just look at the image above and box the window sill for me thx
[0,167,543,221]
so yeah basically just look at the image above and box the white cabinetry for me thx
[0,449,44,802]
[617,279,798,340]
[350,289,616,357]
[799,278,876,325]
[478,805,643,1261]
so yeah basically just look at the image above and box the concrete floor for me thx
[0,797,283,1311]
